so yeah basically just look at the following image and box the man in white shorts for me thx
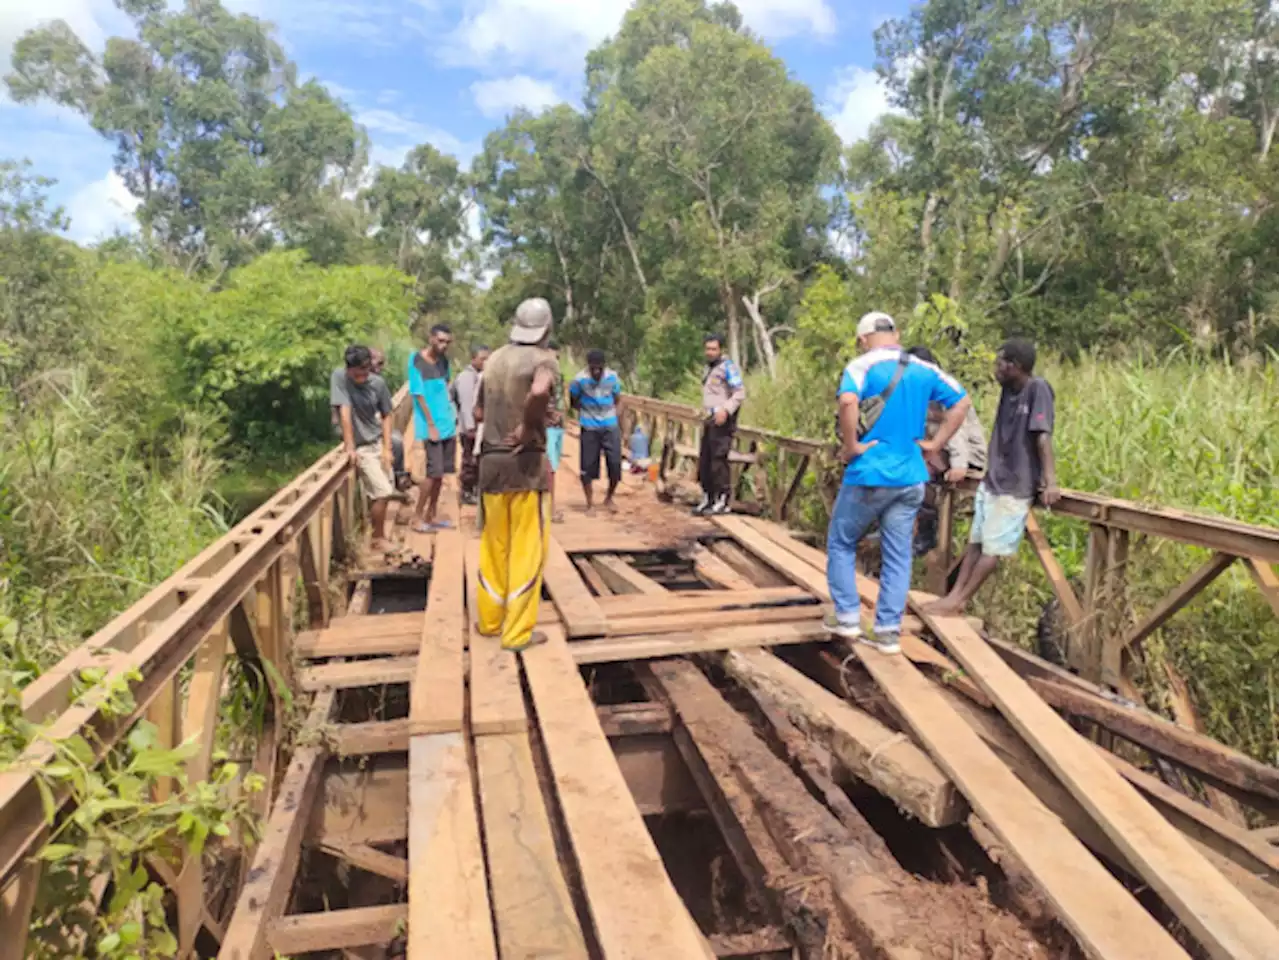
[331,344,396,552]
[925,338,1059,616]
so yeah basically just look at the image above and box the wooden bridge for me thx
[1,391,1278,960]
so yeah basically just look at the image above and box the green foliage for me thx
[180,250,415,452]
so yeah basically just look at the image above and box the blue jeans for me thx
[826,483,925,634]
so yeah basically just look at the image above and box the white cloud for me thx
[65,170,139,242]
[470,75,562,118]
[0,0,128,73]
[442,0,836,73]
[824,65,893,144]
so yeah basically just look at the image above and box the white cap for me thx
[856,311,896,337]
[510,297,553,345]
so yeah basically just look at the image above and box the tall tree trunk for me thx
[721,283,742,365]
[741,288,780,379]
[916,191,940,304]
[580,157,649,297]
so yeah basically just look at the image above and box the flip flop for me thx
[504,631,549,653]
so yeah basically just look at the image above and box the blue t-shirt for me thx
[569,368,621,430]
[838,347,966,488]
[408,351,457,441]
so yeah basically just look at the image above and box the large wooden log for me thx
[720,649,966,827]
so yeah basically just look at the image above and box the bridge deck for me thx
[207,427,1278,960]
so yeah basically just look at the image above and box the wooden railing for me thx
[0,389,411,955]
[619,393,1279,691]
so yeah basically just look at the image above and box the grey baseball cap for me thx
[856,311,896,337]
[511,297,553,345]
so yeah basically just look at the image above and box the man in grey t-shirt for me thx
[925,338,1059,616]
[331,344,396,552]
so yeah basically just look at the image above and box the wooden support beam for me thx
[267,905,406,956]
[1115,552,1236,658]
[544,540,609,637]
[593,554,668,595]
[219,690,338,960]
[409,529,464,735]
[777,453,809,524]
[297,524,330,629]
[1027,675,1278,804]
[597,701,672,737]
[1246,558,1279,616]
[521,627,712,958]
[849,641,1189,959]
[1023,511,1086,633]
[0,852,40,960]
[720,649,966,827]
[916,604,1275,960]
[318,841,409,884]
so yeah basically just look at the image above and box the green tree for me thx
[6,0,365,271]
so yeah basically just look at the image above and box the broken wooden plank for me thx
[327,719,411,756]
[850,645,1189,959]
[711,516,827,597]
[521,626,711,958]
[593,554,668,595]
[573,555,612,596]
[597,702,672,737]
[544,540,609,638]
[297,656,417,691]
[720,648,966,827]
[690,544,756,590]
[409,528,465,735]
[707,539,790,587]
[220,691,337,960]
[406,732,496,959]
[570,620,826,665]
[474,733,589,959]
[267,905,406,955]
[318,840,409,884]
[311,756,408,846]
[917,605,1275,960]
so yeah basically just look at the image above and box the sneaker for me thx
[692,494,711,516]
[822,612,864,641]
[862,631,901,655]
[708,494,731,515]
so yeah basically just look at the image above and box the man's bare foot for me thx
[923,598,964,617]
[552,511,565,523]
[604,498,618,514]
[370,538,395,553]
[583,506,594,517]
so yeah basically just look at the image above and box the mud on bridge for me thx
[1,391,1277,960]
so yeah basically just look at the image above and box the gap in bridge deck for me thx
[366,570,429,614]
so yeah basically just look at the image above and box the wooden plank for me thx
[544,540,609,638]
[318,840,409,883]
[327,719,411,755]
[571,621,827,665]
[267,905,406,955]
[1027,676,1278,802]
[690,544,756,590]
[521,626,711,958]
[1117,553,1236,655]
[474,733,589,959]
[0,854,40,960]
[707,539,789,587]
[406,733,496,959]
[303,611,425,641]
[295,630,420,659]
[917,605,1275,960]
[711,516,826,597]
[312,757,408,845]
[720,649,966,827]
[851,646,1189,960]
[219,691,338,960]
[606,604,821,638]
[597,587,811,618]
[409,528,465,735]
[296,656,417,691]
[593,554,669,596]
[597,702,673,736]
[573,556,612,596]
[466,539,527,735]
[1246,557,1279,617]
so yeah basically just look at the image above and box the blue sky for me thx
[0,0,908,243]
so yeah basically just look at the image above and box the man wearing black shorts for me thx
[569,349,622,514]
[409,324,457,532]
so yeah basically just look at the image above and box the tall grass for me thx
[729,351,1279,762]
[0,373,226,676]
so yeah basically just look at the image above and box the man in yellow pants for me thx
[474,298,560,651]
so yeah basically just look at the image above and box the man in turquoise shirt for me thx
[409,323,457,531]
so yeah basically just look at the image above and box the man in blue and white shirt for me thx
[569,348,623,513]
[695,333,746,516]
[827,312,972,653]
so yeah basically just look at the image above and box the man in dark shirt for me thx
[926,338,1059,616]
[330,345,396,552]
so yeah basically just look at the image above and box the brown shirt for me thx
[478,343,559,494]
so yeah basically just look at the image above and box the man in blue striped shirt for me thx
[569,348,622,513]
